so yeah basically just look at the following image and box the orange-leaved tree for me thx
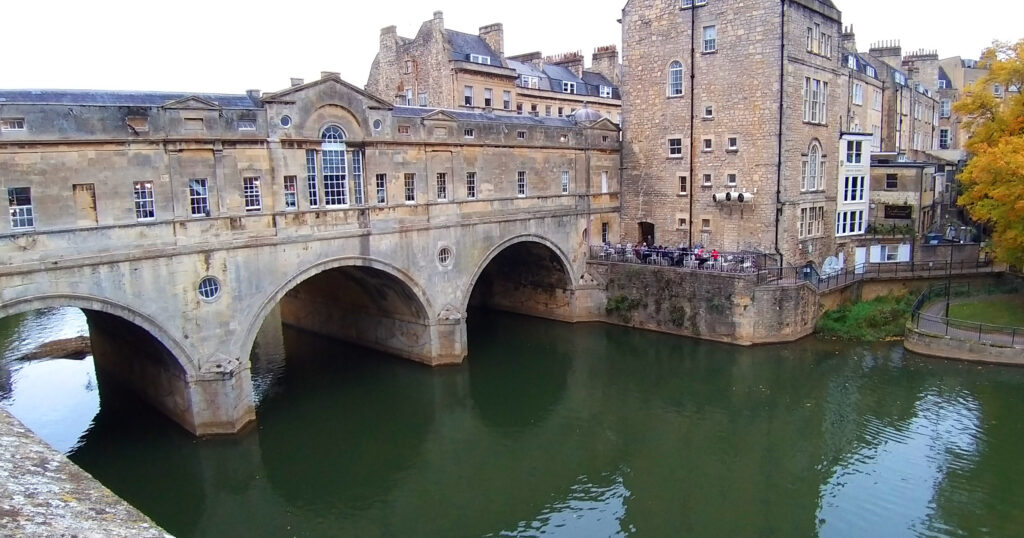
[954,39,1024,267]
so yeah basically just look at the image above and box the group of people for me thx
[602,242,723,269]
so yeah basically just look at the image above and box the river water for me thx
[2,307,1024,537]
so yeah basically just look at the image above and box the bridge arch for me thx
[0,293,196,377]
[463,234,577,320]
[239,256,438,366]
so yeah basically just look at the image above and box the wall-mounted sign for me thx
[884,205,913,219]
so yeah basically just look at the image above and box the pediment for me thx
[263,75,393,109]
[583,117,621,131]
[161,96,221,110]
[421,110,459,123]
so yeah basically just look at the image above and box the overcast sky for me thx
[1,0,1020,94]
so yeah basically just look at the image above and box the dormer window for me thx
[562,81,577,94]
[865,65,876,78]
[1,118,25,131]
[600,85,613,98]
[519,75,539,89]
[847,55,857,69]
[938,79,947,89]
[469,54,492,65]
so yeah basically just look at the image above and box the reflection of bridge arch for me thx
[239,256,437,366]
[0,293,196,377]
[463,234,576,317]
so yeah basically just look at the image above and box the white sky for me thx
[1,0,1020,94]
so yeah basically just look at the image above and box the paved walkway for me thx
[917,296,1023,348]
[0,408,171,537]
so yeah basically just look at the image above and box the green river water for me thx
[2,307,1024,537]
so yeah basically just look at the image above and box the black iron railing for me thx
[910,282,1024,347]
[756,260,998,289]
[589,245,775,274]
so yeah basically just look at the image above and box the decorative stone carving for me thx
[438,304,464,321]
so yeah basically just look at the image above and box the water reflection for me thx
[4,309,1024,537]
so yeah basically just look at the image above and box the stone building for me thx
[365,11,622,122]
[620,0,843,267]
[865,41,940,159]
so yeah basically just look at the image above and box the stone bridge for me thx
[0,76,619,435]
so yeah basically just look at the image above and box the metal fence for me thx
[756,259,999,290]
[910,282,1024,347]
[589,244,776,274]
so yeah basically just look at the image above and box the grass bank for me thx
[816,293,915,341]
[949,295,1024,327]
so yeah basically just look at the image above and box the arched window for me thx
[668,61,684,96]
[802,141,824,191]
[321,126,348,206]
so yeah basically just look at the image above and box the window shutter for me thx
[869,245,882,263]
[897,243,911,262]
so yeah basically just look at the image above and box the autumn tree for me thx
[954,39,1024,267]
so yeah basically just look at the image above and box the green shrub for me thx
[606,294,642,323]
[816,293,915,341]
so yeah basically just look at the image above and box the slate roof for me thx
[444,30,504,66]
[0,89,261,108]
[393,106,576,127]
[844,53,879,81]
[937,67,954,90]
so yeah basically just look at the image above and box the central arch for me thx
[240,256,442,367]
[463,235,577,321]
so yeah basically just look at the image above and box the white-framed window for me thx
[464,128,475,138]
[545,105,552,117]
[872,89,883,111]
[894,71,907,86]
[516,130,527,140]
[133,181,155,220]
[561,170,570,194]
[727,173,737,186]
[801,142,824,191]
[398,125,411,135]
[702,137,713,152]
[938,79,947,89]
[242,176,262,212]
[727,136,738,151]
[835,209,865,236]
[842,175,865,202]
[469,54,491,65]
[702,25,717,53]
[503,90,512,109]
[8,187,34,229]
[404,173,416,203]
[188,178,210,217]
[418,92,428,107]
[375,173,387,205]
[436,172,448,201]
[865,65,876,78]
[799,206,825,238]
[466,172,477,200]
[847,55,857,69]
[882,244,901,262]
[678,175,688,195]
[305,149,319,207]
[852,82,864,105]
[668,61,684,96]
[703,105,714,118]
[940,99,951,118]
[520,75,539,89]
[321,125,348,207]
[845,140,863,164]
[237,119,256,131]
[283,176,297,210]
[405,89,413,106]
[484,88,493,107]
[702,173,712,186]
[562,81,577,94]
[600,85,613,98]
[802,77,828,124]
[464,86,474,107]
[1,118,26,131]
[517,171,527,197]
[885,173,899,190]
[939,128,950,149]
[668,138,683,156]
[352,151,364,206]
[557,107,565,118]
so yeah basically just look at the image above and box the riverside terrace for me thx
[590,244,776,273]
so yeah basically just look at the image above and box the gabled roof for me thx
[262,74,393,109]
[161,95,221,110]
[445,30,503,66]
[0,89,260,108]
[421,109,459,122]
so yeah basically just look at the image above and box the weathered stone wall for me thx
[583,261,820,344]
[905,325,1024,366]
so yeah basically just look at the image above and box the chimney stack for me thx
[479,23,504,58]
[290,78,304,87]
[320,71,339,79]
[591,45,620,87]
[545,51,585,79]
[246,89,261,102]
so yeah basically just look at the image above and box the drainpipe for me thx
[774,0,786,267]
[688,2,696,248]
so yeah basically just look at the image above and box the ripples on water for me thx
[3,308,1024,537]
